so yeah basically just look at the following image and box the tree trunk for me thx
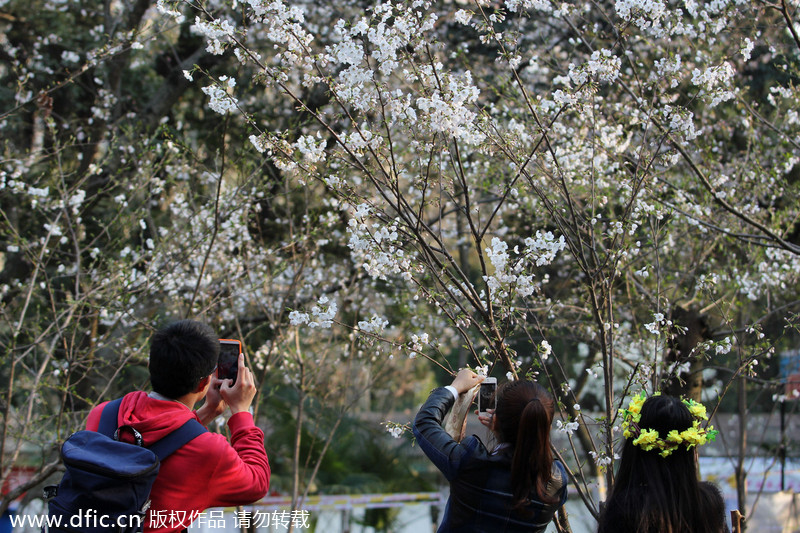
[663,305,709,401]
[736,375,748,529]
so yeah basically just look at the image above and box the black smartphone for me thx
[478,377,497,413]
[218,339,242,384]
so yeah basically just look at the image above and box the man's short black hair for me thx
[149,319,219,399]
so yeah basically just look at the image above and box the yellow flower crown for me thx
[619,392,718,458]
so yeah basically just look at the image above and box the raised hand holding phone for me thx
[220,353,257,414]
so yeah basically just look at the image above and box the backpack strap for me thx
[97,398,124,437]
[96,396,208,461]
[148,418,207,461]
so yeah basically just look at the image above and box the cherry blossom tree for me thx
[167,0,800,505]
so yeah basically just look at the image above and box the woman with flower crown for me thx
[597,393,729,533]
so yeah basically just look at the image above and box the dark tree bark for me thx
[663,305,710,401]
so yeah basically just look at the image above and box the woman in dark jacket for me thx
[413,369,567,532]
[597,393,728,533]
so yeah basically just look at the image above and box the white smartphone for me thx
[478,377,497,413]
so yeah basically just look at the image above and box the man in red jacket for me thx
[86,320,270,533]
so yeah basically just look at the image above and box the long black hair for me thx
[493,380,557,508]
[598,395,726,533]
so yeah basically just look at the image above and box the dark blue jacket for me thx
[413,387,568,532]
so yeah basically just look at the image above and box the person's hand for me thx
[450,368,484,395]
[204,373,227,415]
[477,408,495,430]
[195,374,227,425]
[220,354,257,414]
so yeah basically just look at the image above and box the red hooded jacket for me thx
[87,391,270,532]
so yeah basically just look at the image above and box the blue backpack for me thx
[43,397,207,532]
